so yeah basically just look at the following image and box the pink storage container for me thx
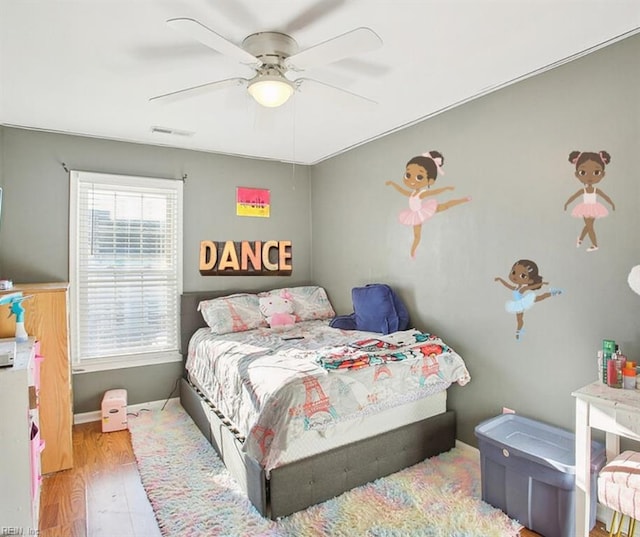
[101,389,128,432]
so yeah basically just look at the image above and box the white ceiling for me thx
[1,1,639,165]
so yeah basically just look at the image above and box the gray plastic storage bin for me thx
[474,414,605,537]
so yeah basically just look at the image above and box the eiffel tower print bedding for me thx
[185,320,470,474]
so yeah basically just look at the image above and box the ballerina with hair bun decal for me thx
[564,150,615,252]
[386,151,471,258]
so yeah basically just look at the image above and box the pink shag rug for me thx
[128,400,522,537]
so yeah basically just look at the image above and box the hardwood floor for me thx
[39,421,610,536]
[38,421,160,537]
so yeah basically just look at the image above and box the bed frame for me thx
[179,290,456,519]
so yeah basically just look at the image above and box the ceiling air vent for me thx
[151,126,194,137]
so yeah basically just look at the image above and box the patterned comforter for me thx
[186,320,470,473]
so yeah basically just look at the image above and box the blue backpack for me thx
[330,283,410,334]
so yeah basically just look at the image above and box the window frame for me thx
[69,170,183,373]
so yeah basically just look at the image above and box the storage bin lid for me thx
[474,413,605,474]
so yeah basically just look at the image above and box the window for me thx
[69,171,183,371]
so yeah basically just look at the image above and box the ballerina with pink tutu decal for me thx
[386,151,471,258]
[564,150,615,252]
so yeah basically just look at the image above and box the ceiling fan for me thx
[149,16,383,108]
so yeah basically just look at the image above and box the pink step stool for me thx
[101,389,128,433]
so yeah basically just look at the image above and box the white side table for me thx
[572,381,640,536]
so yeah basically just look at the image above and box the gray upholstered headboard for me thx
[180,291,218,356]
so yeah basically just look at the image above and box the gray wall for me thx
[311,34,640,446]
[0,128,312,412]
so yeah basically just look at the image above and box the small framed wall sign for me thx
[236,187,270,218]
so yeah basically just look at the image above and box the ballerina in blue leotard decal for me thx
[495,259,563,341]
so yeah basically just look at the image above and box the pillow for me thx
[352,284,410,335]
[198,293,266,335]
[258,291,296,329]
[329,313,357,330]
[261,286,335,321]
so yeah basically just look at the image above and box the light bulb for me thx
[248,76,295,108]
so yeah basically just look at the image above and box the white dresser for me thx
[0,338,42,533]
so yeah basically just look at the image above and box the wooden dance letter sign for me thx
[199,240,292,276]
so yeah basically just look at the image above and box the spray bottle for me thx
[9,296,30,342]
[0,292,31,342]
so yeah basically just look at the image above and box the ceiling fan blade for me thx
[149,77,248,103]
[283,0,346,33]
[295,77,377,104]
[167,18,260,66]
[285,27,382,71]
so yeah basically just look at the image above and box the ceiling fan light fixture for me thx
[248,75,295,108]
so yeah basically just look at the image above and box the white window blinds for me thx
[70,171,182,364]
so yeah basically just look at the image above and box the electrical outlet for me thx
[502,407,515,414]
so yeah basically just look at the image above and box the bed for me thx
[179,286,470,519]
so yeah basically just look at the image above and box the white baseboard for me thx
[74,397,179,424]
[455,439,479,457]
